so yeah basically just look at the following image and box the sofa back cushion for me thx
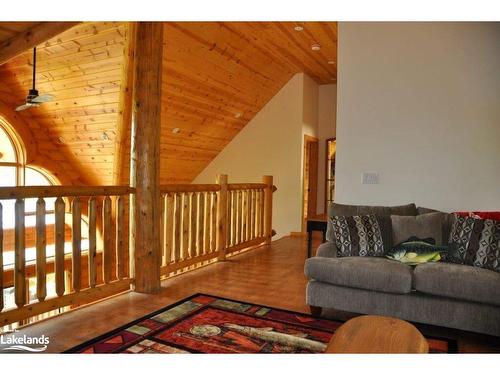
[326,203,418,249]
[330,214,385,257]
[417,207,455,241]
[448,214,500,272]
[391,212,445,246]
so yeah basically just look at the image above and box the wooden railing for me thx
[0,176,275,327]
[0,186,133,327]
[159,175,275,277]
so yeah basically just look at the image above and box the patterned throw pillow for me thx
[330,214,385,257]
[448,214,500,272]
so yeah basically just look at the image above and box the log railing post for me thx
[130,22,163,293]
[263,175,274,245]
[216,174,228,261]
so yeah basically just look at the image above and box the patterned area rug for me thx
[66,294,457,353]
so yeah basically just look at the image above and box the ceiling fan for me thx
[15,47,55,112]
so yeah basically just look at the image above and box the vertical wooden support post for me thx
[216,174,228,261]
[54,197,65,296]
[88,197,97,288]
[130,22,163,293]
[36,198,47,301]
[263,175,273,245]
[14,198,26,307]
[72,197,81,292]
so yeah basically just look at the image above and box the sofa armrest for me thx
[316,241,338,258]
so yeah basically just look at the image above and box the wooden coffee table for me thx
[326,315,429,353]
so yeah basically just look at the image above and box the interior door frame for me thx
[325,137,336,214]
[301,134,319,233]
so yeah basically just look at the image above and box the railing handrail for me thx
[227,183,268,191]
[160,184,220,193]
[0,186,135,199]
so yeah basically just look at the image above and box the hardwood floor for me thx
[4,236,500,353]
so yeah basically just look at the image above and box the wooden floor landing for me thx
[5,236,500,353]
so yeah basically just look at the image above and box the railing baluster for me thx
[256,190,262,237]
[210,192,217,252]
[165,193,174,265]
[249,190,255,241]
[203,192,210,254]
[0,202,3,311]
[88,197,97,288]
[231,191,236,246]
[159,194,165,266]
[261,189,265,237]
[182,193,189,259]
[55,197,65,297]
[190,192,197,257]
[237,190,242,245]
[174,193,181,262]
[36,198,47,302]
[14,198,26,308]
[116,196,125,279]
[72,197,82,292]
[103,196,112,283]
[197,192,204,257]
[216,174,228,261]
[242,190,248,242]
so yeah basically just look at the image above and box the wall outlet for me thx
[362,172,379,185]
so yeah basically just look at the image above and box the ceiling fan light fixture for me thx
[14,47,55,112]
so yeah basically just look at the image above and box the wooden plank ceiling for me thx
[0,22,337,186]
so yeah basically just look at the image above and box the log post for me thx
[216,174,228,261]
[263,175,274,245]
[129,22,163,293]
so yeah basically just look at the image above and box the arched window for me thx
[0,117,57,188]
[1,119,58,229]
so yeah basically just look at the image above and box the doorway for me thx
[302,135,319,232]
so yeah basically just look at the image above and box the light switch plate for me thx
[362,172,379,184]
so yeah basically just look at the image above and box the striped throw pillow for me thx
[448,214,500,272]
[330,214,385,257]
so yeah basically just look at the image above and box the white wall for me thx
[316,84,337,214]
[335,22,500,212]
[194,74,306,238]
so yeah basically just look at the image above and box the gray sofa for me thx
[305,203,500,337]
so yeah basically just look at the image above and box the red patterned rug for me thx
[66,294,457,353]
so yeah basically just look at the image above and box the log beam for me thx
[113,22,137,186]
[0,22,79,66]
[130,22,163,294]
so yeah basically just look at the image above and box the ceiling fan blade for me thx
[15,103,39,112]
[31,94,55,103]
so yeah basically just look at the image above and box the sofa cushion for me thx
[305,257,413,294]
[417,207,455,245]
[326,203,418,249]
[413,262,500,306]
[391,212,445,246]
[316,241,337,258]
[330,214,385,257]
